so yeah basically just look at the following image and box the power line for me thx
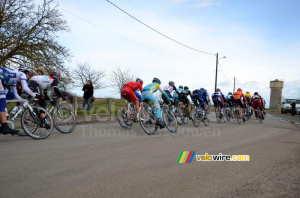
[106,0,216,56]
[58,7,212,70]
[219,64,230,81]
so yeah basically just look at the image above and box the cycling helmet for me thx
[37,66,46,75]
[200,88,205,93]
[237,88,242,92]
[254,92,258,95]
[216,88,221,92]
[184,86,189,90]
[228,92,232,95]
[19,65,33,73]
[169,81,175,86]
[136,78,143,85]
[179,85,183,89]
[152,77,161,84]
[50,71,60,79]
[246,91,250,94]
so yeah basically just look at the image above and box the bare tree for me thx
[72,62,106,89]
[110,66,135,93]
[0,0,71,80]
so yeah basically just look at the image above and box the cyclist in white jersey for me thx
[0,65,36,135]
[28,71,67,129]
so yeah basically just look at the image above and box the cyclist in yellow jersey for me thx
[245,91,253,114]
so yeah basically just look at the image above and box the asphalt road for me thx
[0,115,299,198]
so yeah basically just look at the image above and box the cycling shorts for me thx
[121,86,137,103]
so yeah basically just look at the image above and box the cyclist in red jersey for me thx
[121,78,143,120]
[251,92,264,119]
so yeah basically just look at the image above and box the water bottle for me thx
[11,106,19,115]
[197,109,202,115]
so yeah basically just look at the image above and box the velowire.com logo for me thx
[176,151,196,163]
[176,151,250,163]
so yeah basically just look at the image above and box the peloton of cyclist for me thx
[0,65,37,135]
[142,77,173,128]
[211,88,226,115]
[120,78,143,120]
[251,92,265,119]
[233,88,247,121]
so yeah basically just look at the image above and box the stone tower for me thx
[269,79,284,109]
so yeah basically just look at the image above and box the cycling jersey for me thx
[225,94,234,107]
[0,67,36,99]
[173,87,182,102]
[142,83,171,119]
[226,94,234,100]
[29,75,54,90]
[233,91,246,102]
[212,91,225,108]
[252,95,263,109]
[163,85,174,93]
[123,82,143,92]
[121,82,143,103]
[245,93,252,103]
[179,89,192,104]
[233,90,246,107]
[192,89,206,109]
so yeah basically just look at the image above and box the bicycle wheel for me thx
[258,108,263,124]
[21,106,54,140]
[174,107,183,125]
[202,111,210,126]
[117,106,134,130]
[139,108,158,135]
[245,107,250,121]
[162,109,178,133]
[191,108,200,127]
[215,107,221,123]
[236,109,241,124]
[183,115,188,124]
[53,105,76,133]
[225,108,231,121]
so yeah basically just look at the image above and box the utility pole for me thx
[214,53,218,92]
[233,77,235,93]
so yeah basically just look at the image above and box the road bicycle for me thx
[215,105,226,124]
[7,99,54,139]
[234,104,246,125]
[9,97,76,134]
[117,100,142,130]
[254,107,264,124]
[47,97,76,133]
[176,101,191,125]
[244,104,251,121]
[190,106,210,127]
[224,102,233,122]
[139,101,178,135]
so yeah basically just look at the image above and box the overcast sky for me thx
[56,0,300,106]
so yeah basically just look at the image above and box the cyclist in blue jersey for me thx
[142,77,173,128]
[0,65,36,135]
[225,92,234,107]
[192,88,208,113]
[173,85,183,105]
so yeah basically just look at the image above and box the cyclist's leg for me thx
[0,82,19,134]
[187,100,191,113]
[121,86,139,115]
